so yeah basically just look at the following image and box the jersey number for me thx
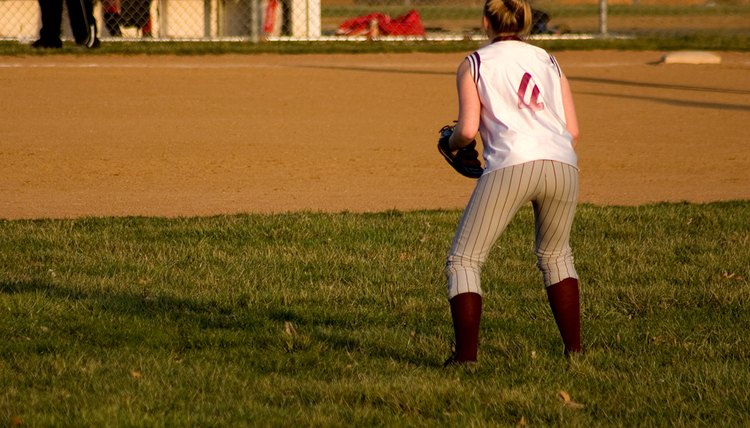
[517,73,544,112]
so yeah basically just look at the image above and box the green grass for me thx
[2,202,749,426]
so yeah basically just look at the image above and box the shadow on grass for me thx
[1,278,445,368]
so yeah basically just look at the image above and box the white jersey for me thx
[466,40,577,173]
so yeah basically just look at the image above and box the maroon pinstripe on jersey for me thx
[468,52,481,86]
[550,55,562,77]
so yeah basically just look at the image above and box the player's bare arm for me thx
[561,73,579,147]
[449,58,481,151]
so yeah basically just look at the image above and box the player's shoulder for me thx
[473,40,549,60]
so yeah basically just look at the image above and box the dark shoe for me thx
[31,38,62,49]
[443,353,478,368]
[77,37,101,49]
[443,353,458,367]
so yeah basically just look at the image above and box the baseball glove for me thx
[437,124,484,179]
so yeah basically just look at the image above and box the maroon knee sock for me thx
[449,292,482,362]
[546,278,581,355]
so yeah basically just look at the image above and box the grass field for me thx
[2,202,749,426]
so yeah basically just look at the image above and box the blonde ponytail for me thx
[483,0,532,37]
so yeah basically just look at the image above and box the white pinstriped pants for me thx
[446,160,579,299]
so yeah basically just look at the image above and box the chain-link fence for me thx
[1,0,748,42]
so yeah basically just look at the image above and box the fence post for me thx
[251,0,260,42]
[204,0,211,38]
[158,0,168,37]
[290,0,320,38]
[599,0,608,35]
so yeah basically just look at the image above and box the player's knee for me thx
[445,254,482,273]
[446,268,483,299]
[445,256,483,299]
[535,251,577,287]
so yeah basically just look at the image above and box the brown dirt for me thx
[1,50,748,219]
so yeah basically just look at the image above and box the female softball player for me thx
[444,0,581,365]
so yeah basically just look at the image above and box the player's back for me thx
[468,40,576,171]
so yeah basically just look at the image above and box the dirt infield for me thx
[1,50,749,219]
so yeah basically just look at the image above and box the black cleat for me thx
[31,38,62,49]
[443,353,478,368]
[77,37,101,49]
[87,38,101,49]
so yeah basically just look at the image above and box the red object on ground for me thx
[336,9,425,36]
